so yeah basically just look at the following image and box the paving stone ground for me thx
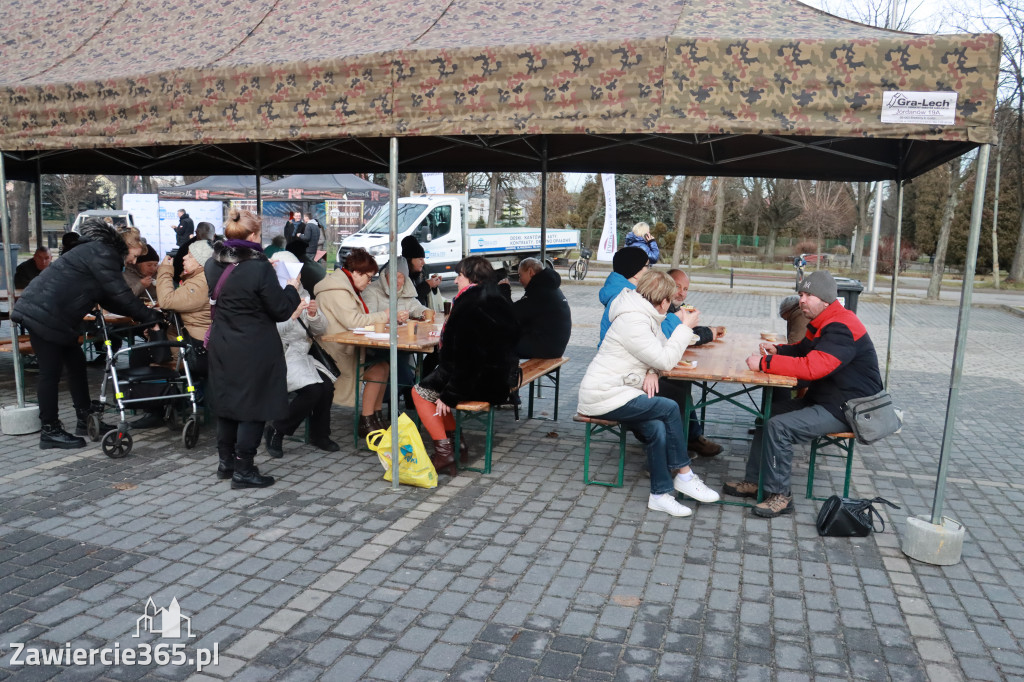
[0,281,1022,681]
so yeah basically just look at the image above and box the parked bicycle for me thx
[569,247,592,281]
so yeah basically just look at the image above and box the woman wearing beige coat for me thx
[314,248,409,437]
[155,240,213,341]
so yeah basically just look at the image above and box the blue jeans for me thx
[599,395,692,495]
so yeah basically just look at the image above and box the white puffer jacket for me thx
[577,289,698,416]
[276,309,335,393]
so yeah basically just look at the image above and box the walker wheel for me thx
[87,414,101,442]
[101,429,133,459]
[182,418,199,449]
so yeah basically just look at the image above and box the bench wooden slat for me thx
[0,335,33,354]
[574,414,620,427]
[825,432,856,439]
[455,401,490,412]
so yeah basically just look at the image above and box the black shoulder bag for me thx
[298,318,341,378]
[816,495,900,537]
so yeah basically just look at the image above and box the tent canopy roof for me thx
[0,0,1001,182]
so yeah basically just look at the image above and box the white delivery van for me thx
[337,194,579,278]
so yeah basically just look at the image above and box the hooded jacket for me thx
[598,271,634,345]
[624,232,660,264]
[155,260,211,341]
[511,267,571,359]
[314,269,391,407]
[578,289,698,416]
[12,221,159,344]
[757,300,883,422]
[204,241,300,421]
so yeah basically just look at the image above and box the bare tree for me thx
[708,178,727,269]
[759,179,802,264]
[927,158,972,299]
[796,180,856,264]
[6,181,32,249]
[43,175,106,225]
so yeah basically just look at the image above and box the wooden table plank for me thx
[665,333,797,387]
[321,322,443,353]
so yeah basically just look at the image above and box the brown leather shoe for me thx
[723,480,758,498]
[752,493,794,518]
[688,435,723,457]
[431,438,456,476]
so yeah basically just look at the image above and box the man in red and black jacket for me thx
[725,271,883,518]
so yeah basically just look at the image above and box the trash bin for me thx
[0,243,21,288]
[833,276,863,313]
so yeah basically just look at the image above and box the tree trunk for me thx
[8,181,32,249]
[708,177,725,269]
[671,177,691,267]
[488,173,500,228]
[765,224,780,264]
[926,164,963,300]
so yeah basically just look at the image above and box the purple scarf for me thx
[223,239,263,252]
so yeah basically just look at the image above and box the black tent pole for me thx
[34,159,43,250]
[539,136,548,267]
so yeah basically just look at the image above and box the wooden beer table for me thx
[666,333,797,505]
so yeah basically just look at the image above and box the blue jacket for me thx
[624,232,660,264]
[598,272,635,345]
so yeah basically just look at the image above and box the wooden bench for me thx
[0,335,33,354]
[454,357,569,474]
[575,414,627,488]
[806,432,856,500]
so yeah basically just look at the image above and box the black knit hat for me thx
[401,236,425,260]
[612,247,648,279]
[136,244,159,263]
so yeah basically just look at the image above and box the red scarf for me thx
[343,269,369,313]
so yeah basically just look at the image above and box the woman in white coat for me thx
[263,253,339,457]
[577,270,720,517]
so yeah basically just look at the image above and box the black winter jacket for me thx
[204,241,301,421]
[12,222,160,345]
[508,268,571,359]
[419,282,519,407]
[175,213,195,247]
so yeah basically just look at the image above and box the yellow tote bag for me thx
[366,413,437,488]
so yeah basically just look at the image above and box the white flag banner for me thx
[597,173,617,262]
[422,173,445,195]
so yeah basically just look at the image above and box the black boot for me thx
[216,448,234,480]
[264,424,284,459]
[431,438,456,477]
[231,452,275,489]
[74,401,114,436]
[447,430,469,463]
[373,410,386,429]
[40,420,86,450]
[358,414,379,439]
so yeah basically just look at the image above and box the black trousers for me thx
[273,374,334,441]
[28,330,91,423]
[216,418,264,458]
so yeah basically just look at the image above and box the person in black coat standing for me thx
[297,212,321,261]
[11,219,161,449]
[411,256,519,475]
[174,209,195,248]
[205,209,301,489]
[503,258,571,359]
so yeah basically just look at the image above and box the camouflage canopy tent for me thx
[0,0,1002,182]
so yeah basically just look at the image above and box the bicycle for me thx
[569,247,592,281]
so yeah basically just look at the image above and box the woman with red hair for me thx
[315,248,411,437]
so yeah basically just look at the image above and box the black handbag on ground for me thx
[816,495,900,537]
[842,390,903,445]
[298,318,340,378]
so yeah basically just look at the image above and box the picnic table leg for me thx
[528,378,535,420]
[552,366,560,422]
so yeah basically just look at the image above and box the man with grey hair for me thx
[507,257,571,359]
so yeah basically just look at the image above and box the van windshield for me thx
[359,203,429,235]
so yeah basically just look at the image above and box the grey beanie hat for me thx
[779,295,800,316]
[796,270,837,304]
[188,240,214,266]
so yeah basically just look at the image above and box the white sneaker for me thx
[673,473,721,503]
[648,493,693,517]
